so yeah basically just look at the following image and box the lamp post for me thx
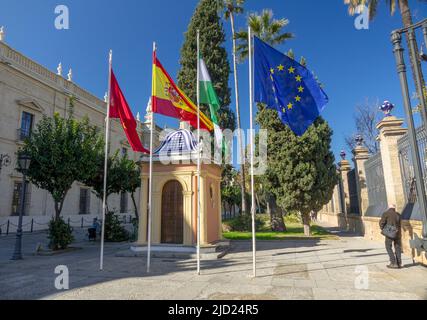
[391,27,427,241]
[11,153,31,260]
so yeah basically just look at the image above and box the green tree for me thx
[235,9,294,61]
[345,0,426,109]
[236,8,294,231]
[217,0,248,215]
[257,105,338,236]
[221,165,241,216]
[115,156,141,222]
[19,99,103,220]
[82,152,135,202]
[177,0,236,132]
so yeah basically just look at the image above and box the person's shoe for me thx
[387,264,399,269]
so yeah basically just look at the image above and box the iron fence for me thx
[364,152,388,217]
[347,169,360,215]
[398,126,427,204]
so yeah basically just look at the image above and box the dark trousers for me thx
[385,237,402,265]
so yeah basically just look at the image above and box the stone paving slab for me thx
[0,225,427,300]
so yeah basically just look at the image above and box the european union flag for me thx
[254,36,328,136]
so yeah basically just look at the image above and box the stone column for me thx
[339,159,352,214]
[183,190,193,246]
[137,174,148,245]
[352,144,370,215]
[377,116,407,212]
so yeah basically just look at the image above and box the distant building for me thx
[0,34,160,226]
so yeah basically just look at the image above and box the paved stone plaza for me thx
[0,225,426,300]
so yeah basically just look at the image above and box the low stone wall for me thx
[319,211,427,265]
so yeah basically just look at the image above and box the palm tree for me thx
[236,9,294,231]
[235,9,294,61]
[345,0,426,112]
[219,0,248,215]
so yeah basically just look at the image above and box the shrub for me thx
[104,211,129,242]
[48,217,74,250]
[224,214,264,232]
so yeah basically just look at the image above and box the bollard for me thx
[81,217,84,228]
[68,217,70,227]
[6,220,9,235]
[31,219,34,233]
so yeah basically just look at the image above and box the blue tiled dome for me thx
[155,129,199,156]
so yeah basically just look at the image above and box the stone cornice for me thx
[0,41,149,130]
[376,116,407,138]
[339,159,351,171]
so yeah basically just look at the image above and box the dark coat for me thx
[380,208,401,234]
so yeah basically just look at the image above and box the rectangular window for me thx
[120,192,128,213]
[79,188,90,215]
[20,111,34,140]
[11,181,30,216]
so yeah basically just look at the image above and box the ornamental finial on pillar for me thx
[145,97,152,123]
[379,100,395,117]
[67,68,73,82]
[57,62,63,76]
[355,135,364,146]
[0,26,5,42]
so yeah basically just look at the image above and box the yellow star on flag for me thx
[277,64,284,71]
[298,85,304,93]
[282,107,286,113]
[295,95,301,102]
[288,66,295,74]
[270,68,275,74]
[295,75,302,82]
[287,102,293,110]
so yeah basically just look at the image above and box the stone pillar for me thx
[339,159,352,214]
[137,174,148,245]
[352,145,370,215]
[377,116,407,212]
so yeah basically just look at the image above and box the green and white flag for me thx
[199,56,224,153]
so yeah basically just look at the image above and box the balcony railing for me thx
[16,128,31,142]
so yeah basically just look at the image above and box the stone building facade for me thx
[0,34,159,231]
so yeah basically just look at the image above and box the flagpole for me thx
[100,49,113,271]
[147,42,156,273]
[196,30,202,276]
[248,27,256,278]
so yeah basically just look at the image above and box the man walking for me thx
[379,204,402,269]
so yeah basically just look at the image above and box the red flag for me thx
[109,70,150,154]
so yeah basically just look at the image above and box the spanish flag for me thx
[152,53,213,132]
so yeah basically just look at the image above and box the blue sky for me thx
[1,0,426,165]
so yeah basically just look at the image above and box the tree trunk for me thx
[265,193,286,232]
[230,13,247,215]
[301,211,311,237]
[54,202,61,221]
[131,192,139,223]
[54,196,66,221]
[399,0,427,121]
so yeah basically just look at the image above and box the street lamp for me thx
[11,153,31,260]
[391,19,427,246]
